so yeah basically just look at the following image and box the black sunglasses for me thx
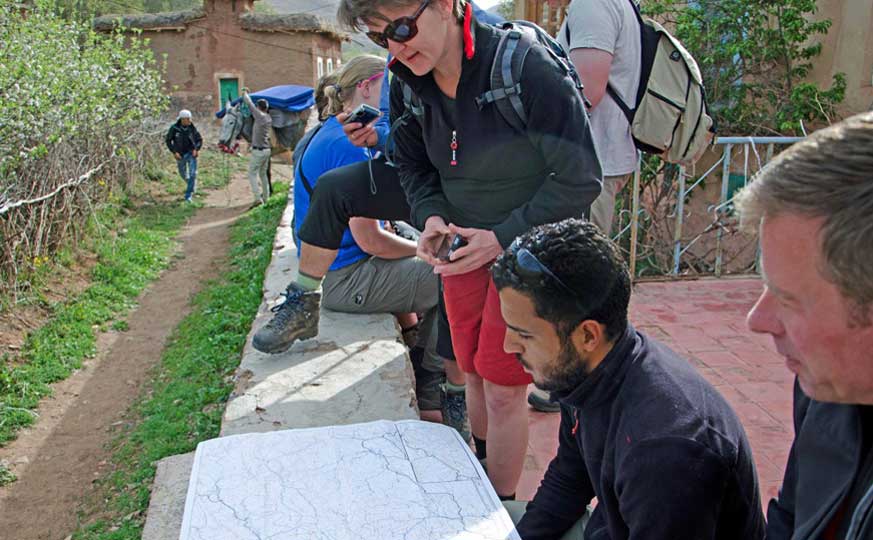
[366,0,430,49]
[512,243,611,316]
[514,246,579,299]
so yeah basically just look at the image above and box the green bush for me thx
[643,0,845,136]
[0,0,168,294]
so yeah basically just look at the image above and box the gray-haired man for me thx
[738,112,873,539]
[242,88,272,206]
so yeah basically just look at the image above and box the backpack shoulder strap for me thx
[384,80,425,166]
[402,81,425,121]
[295,122,324,196]
[475,23,534,133]
[606,84,635,124]
[606,0,644,122]
[627,0,643,23]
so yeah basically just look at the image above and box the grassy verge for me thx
[73,184,287,540]
[0,203,195,442]
[0,150,238,485]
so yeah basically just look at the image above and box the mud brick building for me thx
[95,0,345,115]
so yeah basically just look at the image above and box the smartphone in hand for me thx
[437,234,468,262]
[344,104,381,126]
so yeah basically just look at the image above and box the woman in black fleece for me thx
[338,0,602,500]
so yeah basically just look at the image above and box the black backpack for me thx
[293,122,324,196]
[387,20,589,158]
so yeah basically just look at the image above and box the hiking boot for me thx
[440,384,471,442]
[528,388,561,413]
[252,283,321,354]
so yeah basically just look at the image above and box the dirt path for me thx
[0,162,289,539]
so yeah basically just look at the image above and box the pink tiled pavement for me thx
[518,278,793,508]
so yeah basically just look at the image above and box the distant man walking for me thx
[165,109,202,203]
[242,88,272,206]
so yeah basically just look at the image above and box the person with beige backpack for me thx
[559,0,642,239]
[560,0,714,237]
[527,0,716,414]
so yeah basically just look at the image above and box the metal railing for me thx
[616,136,804,280]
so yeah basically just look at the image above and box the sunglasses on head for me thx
[514,246,578,299]
[511,242,610,316]
[357,71,384,88]
[366,0,430,49]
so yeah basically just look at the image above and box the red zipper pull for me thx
[450,130,458,166]
[571,410,580,436]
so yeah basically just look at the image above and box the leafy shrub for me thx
[0,0,169,295]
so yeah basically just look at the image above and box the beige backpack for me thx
[568,0,716,166]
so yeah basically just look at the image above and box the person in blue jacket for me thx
[253,1,503,356]
[268,55,465,435]
[252,1,502,437]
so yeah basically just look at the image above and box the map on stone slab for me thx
[179,420,522,540]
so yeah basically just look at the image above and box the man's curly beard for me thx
[518,334,590,393]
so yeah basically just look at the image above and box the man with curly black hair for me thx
[491,218,764,540]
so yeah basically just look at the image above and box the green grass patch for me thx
[0,462,16,486]
[144,148,245,199]
[0,200,196,445]
[74,185,287,540]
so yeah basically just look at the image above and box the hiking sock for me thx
[473,434,487,460]
[296,271,323,292]
[498,493,516,501]
[444,381,466,394]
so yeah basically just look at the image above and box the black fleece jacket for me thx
[517,325,766,540]
[767,382,873,540]
[165,121,202,155]
[389,16,602,248]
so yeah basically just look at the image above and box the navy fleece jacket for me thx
[517,326,766,540]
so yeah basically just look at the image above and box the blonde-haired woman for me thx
[321,55,384,117]
[273,54,459,428]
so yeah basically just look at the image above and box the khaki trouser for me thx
[248,148,272,203]
[590,173,633,237]
[503,500,589,539]
[322,256,443,410]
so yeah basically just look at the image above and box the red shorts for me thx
[442,264,532,387]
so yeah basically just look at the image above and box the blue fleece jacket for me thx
[294,116,372,270]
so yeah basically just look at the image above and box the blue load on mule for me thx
[216,84,315,153]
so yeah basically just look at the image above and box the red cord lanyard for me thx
[450,2,474,168]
